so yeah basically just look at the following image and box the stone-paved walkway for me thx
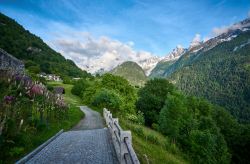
[72,106,104,130]
[25,106,118,164]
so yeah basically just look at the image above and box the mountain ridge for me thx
[151,18,250,122]
[0,12,90,79]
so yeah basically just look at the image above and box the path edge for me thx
[15,129,64,164]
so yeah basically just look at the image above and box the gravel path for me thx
[24,106,118,164]
[72,106,104,130]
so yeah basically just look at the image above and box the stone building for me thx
[0,48,24,73]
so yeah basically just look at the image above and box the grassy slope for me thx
[89,105,187,164]
[120,120,188,164]
[15,82,84,162]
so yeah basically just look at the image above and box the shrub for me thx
[71,79,90,96]
[126,111,145,125]
[146,134,159,144]
[91,89,121,112]
[133,127,144,137]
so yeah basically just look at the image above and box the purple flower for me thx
[15,74,22,81]
[3,95,15,104]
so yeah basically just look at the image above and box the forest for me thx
[71,74,250,163]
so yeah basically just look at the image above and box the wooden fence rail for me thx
[103,108,140,164]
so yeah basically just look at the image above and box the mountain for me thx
[149,45,186,77]
[0,13,91,78]
[138,56,162,76]
[110,61,147,86]
[149,60,177,78]
[154,18,250,122]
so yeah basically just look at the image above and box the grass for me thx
[10,81,84,163]
[48,81,82,106]
[120,120,188,164]
[90,105,188,164]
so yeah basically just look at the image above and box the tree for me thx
[136,78,175,126]
[71,79,90,96]
[159,95,230,163]
[91,88,122,112]
[101,74,137,114]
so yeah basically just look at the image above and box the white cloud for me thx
[189,34,202,48]
[192,34,201,43]
[212,20,250,37]
[50,34,154,74]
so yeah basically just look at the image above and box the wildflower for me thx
[30,84,44,96]
[15,74,22,81]
[3,95,15,104]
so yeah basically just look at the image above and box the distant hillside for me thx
[149,59,177,78]
[111,61,147,86]
[0,13,90,78]
[156,19,250,122]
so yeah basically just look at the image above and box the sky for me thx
[0,0,250,73]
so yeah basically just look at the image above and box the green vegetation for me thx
[120,119,187,164]
[157,31,250,123]
[149,60,177,78]
[48,81,83,106]
[136,79,175,126]
[0,13,91,79]
[0,73,83,163]
[72,74,249,163]
[110,61,147,86]
[72,74,137,114]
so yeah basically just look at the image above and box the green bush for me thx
[146,134,159,145]
[91,89,121,112]
[133,127,144,137]
[71,79,90,96]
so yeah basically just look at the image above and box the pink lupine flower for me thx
[30,84,44,96]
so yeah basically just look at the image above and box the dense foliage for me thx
[149,60,177,78]
[71,74,250,163]
[153,30,250,123]
[136,79,175,126]
[0,70,68,161]
[159,94,230,163]
[72,74,137,114]
[0,13,91,79]
[137,78,250,163]
[110,61,147,86]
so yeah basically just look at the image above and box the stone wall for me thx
[0,48,24,73]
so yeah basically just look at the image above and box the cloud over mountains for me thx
[50,35,154,73]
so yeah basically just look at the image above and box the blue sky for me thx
[0,0,250,57]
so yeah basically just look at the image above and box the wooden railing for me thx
[103,108,140,164]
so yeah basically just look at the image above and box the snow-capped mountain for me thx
[188,18,250,54]
[82,18,250,76]
[137,56,162,76]
[162,45,186,62]
[137,45,186,75]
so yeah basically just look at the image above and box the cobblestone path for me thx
[72,106,104,130]
[25,106,118,164]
